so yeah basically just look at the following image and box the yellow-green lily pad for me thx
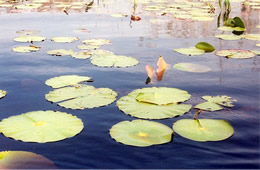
[14,36,46,43]
[16,30,40,35]
[0,90,7,99]
[215,34,244,40]
[91,55,138,68]
[195,42,215,52]
[116,87,192,119]
[217,26,245,32]
[174,47,205,56]
[0,110,84,143]
[82,39,111,46]
[173,63,211,73]
[0,151,56,169]
[46,85,117,109]
[45,75,92,88]
[215,49,256,59]
[173,119,234,142]
[192,16,214,21]
[77,44,100,50]
[244,34,260,41]
[194,101,223,111]
[51,37,79,43]
[71,51,92,59]
[12,46,40,53]
[110,119,173,147]
[47,49,74,56]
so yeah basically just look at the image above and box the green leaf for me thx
[47,49,74,56]
[244,34,260,41]
[0,110,84,143]
[215,49,256,59]
[51,37,79,43]
[77,44,100,50]
[195,42,215,52]
[233,17,245,28]
[173,119,234,142]
[0,90,7,99]
[174,47,205,56]
[82,39,111,46]
[91,55,138,68]
[13,46,40,53]
[173,63,211,73]
[14,36,46,43]
[202,95,237,107]
[215,34,244,40]
[117,87,192,119]
[16,30,40,35]
[194,101,223,111]
[110,119,173,147]
[45,75,92,88]
[71,51,92,59]
[45,85,117,109]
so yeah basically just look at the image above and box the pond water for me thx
[0,0,259,169]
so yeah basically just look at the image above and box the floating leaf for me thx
[0,110,83,143]
[77,44,100,50]
[12,46,40,53]
[82,39,111,46]
[111,13,128,17]
[71,51,92,59]
[217,26,245,32]
[90,49,114,57]
[202,95,237,107]
[251,50,260,55]
[194,101,223,111]
[14,36,46,43]
[233,17,245,28]
[215,34,244,40]
[51,37,79,43]
[174,47,205,56]
[0,90,7,99]
[256,44,260,47]
[45,75,92,88]
[16,30,40,35]
[47,49,73,56]
[215,49,256,59]
[110,119,173,147]
[117,87,192,119]
[192,16,214,21]
[0,151,56,169]
[173,63,211,73]
[173,119,234,142]
[91,55,138,68]
[195,42,215,52]
[46,85,117,109]
[244,34,260,41]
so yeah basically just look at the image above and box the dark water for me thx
[0,0,259,169]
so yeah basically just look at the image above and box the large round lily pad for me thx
[110,119,173,147]
[45,75,92,88]
[0,90,7,99]
[91,55,138,68]
[0,151,56,169]
[173,63,211,73]
[14,36,46,42]
[0,110,84,143]
[174,47,205,56]
[116,87,192,119]
[173,119,234,142]
[51,37,79,43]
[46,85,117,109]
[215,49,256,59]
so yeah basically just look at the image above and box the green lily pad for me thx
[82,39,111,46]
[173,119,234,142]
[194,101,223,111]
[77,44,100,50]
[45,75,92,88]
[110,119,173,147]
[12,46,40,53]
[46,85,117,109]
[192,16,214,21]
[0,90,7,99]
[215,34,244,40]
[0,110,84,143]
[0,151,56,169]
[217,26,244,32]
[47,49,74,56]
[174,47,205,56]
[51,37,79,43]
[71,51,92,59]
[14,36,46,43]
[195,42,215,52]
[116,87,192,119]
[215,49,256,59]
[14,3,42,9]
[202,95,237,107]
[173,63,211,73]
[90,49,114,57]
[251,50,260,55]
[16,30,40,35]
[233,17,245,28]
[91,55,138,68]
[244,34,260,41]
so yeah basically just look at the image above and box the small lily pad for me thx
[71,51,92,59]
[91,55,138,68]
[256,44,260,47]
[16,30,40,35]
[215,34,244,40]
[0,151,56,169]
[174,47,205,56]
[47,49,74,56]
[46,85,117,109]
[173,119,234,142]
[173,63,211,73]
[77,44,100,50]
[215,49,256,59]
[45,75,92,88]
[0,110,84,143]
[117,87,192,119]
[195,42,215,52]
[51,37,79,43]
[14,36,46,43]
[244,34,260,41]
[82,39,111,46]
[0,90,7,99]
[13,46,40,53]
[194,101,223,111]
[110,119,173,147]
[192,16,214,21]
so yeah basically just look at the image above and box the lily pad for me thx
[215,34,244,40]
[0,151,56,169]
[116,87,192,119]
[13,46,40,53]
[110,119,173,147]
[244,34,260,41]
[194,101,223,111]
[51,37,79,43]
[45,75,92,88]
[91,55,138,68]
[77,44,100,50]
[16,30,40,35]
[256,44,260,47]
[46,85,117,109]
[215,49,256,59]
[82,39,111,46]
[195,42,215,52]
[71,51,92,59]
[47,49,74,56]
[173,63,211,73]
[217,26,245,32]
[173,119,234,142]
[90,49,114,57]
[0,90,7,99]
[14,36,46,43]
[0,110,84,143]
[174,47,205,56]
